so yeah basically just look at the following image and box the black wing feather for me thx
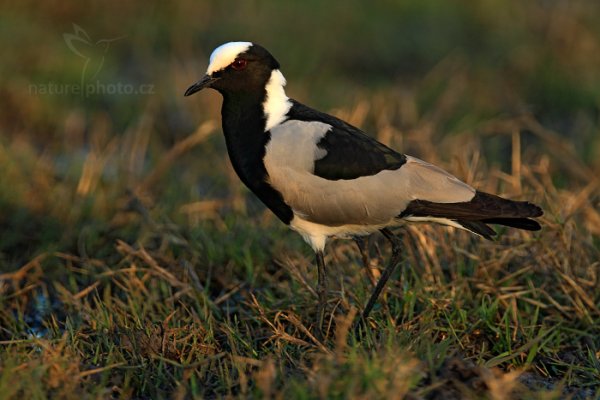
[401,191,543,239]
[400,191,543,220]
[287,100,406,180]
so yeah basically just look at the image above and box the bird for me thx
[184,41,543,333]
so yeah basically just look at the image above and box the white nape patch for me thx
[206,41,252,75]
[263,70,292,131]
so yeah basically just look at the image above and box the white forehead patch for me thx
[206,41,252,74]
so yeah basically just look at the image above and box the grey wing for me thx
[264,120,476,227]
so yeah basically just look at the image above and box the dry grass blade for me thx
[78,362,126,378]
[115,240,185,288]
[484,327,556,368]
[334,307,357,363]
[0,254,46,281]
[137,120,217,193]
[521,115,599,184]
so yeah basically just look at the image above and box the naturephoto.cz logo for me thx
[29,24,154,97]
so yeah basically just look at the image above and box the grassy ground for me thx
[1,1,600,398]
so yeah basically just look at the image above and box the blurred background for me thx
[1,1,600,397]
[2,0,599,268]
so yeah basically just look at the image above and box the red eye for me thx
[231,58,248,70]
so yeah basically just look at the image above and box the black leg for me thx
[315,250,328,336]
[359,228,403,324]
[354,237,376,286]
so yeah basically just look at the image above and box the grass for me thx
[1,0,600,398]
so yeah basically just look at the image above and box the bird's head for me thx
[184,41,281,97]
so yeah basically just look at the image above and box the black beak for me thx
[184,75,219,96]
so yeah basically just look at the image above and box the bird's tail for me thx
[400,191,543,240]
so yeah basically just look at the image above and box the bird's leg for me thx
[354,237,376,286]
[359,228,403,323]
[315,250,328,336]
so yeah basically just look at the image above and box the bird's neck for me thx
[220,92,268,190]
[219,69,292,188]
[218,74,294,224]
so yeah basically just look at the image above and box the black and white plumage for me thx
[185,42,543,331]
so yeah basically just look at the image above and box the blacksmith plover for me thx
[185,42,543,333]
